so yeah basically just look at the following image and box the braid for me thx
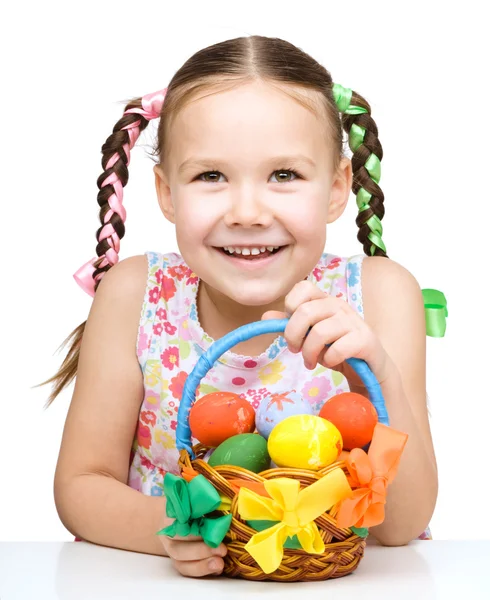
[92,110,148,290]
[89,107,149,293]
[74,89,166,296]
[332,83,387,258]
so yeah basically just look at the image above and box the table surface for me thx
[0,541,489,599]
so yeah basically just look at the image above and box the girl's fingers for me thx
[171,556,225,578]
[300,316,352,369]
[284,280,327,315]
[263,281,327,325]
[320,331,367,371]
[285,298,349,352]
[166,539,227,562]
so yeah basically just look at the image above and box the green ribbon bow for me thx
[157,473,232,548]
[422,288,448,337]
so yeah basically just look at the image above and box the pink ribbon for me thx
[74,88,168,297]
[124,88,168,121]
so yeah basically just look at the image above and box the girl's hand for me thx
[158,515,228,577]
[159,532,227,577]
[262,280,393,394]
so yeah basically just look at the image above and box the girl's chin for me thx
[219,285,286,309]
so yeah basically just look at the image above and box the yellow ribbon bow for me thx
[237,468,352,574]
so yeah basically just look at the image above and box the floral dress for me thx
[76,249,431,542]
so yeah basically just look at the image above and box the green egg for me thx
[208,433,270,473]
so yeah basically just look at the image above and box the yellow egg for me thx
[268,414,343,470]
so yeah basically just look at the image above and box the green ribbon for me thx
[350,123,367,153]
[333,83,385,257]
[332,83,368,116]
[422,289,448,337]
[157,473,232,548]
[334,81,449,336]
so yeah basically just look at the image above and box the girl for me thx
[38,35,440,578]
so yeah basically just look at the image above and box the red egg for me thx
[189,392,256,447]
[318,392,378,450]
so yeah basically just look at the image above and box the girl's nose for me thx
[223,188,274,228]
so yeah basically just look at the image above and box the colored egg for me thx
[189,392,255,447]
[255,390,314,439]
[189,392,255,448]
[319,392,378,450]
[268,414,343,470]
[208,433,270,473]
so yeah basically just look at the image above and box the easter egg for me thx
[268,414,343,470]
[256,390,314,439]
[189,392,255,447]
[208,433,270,473]
[319,392,378,450]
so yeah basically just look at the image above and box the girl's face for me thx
[154,80,352,309]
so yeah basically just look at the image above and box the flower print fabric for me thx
[127,249,432,542]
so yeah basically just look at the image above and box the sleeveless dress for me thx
[112,250,432,541]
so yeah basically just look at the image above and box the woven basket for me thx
[176,318,390,582]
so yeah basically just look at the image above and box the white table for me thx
[0,541,488,599]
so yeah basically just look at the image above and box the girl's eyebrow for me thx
[178,154,316,174]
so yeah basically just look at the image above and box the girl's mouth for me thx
[213,245,288,268]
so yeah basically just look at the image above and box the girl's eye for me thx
[271,169,301,183]
[196,171,225,183]
[195,168,302,184]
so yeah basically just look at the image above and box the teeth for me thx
[222,245,281,255]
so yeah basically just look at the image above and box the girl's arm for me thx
[360,256,438,545]
[58,474,168,556]
[54,256,168,556]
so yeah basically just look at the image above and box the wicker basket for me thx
[175,318,391,582]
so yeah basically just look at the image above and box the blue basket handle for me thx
[176,318,389,456]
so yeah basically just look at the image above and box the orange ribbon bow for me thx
[335,423,408,529]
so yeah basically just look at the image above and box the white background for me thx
[1,0,489,542]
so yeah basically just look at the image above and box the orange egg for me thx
[319,392,378,450]
[189,392,256,447]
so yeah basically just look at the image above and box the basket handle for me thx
[176,318,389,456]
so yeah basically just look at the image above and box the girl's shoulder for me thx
[358,255,423,326]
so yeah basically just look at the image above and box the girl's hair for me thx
[35,35,385,408]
